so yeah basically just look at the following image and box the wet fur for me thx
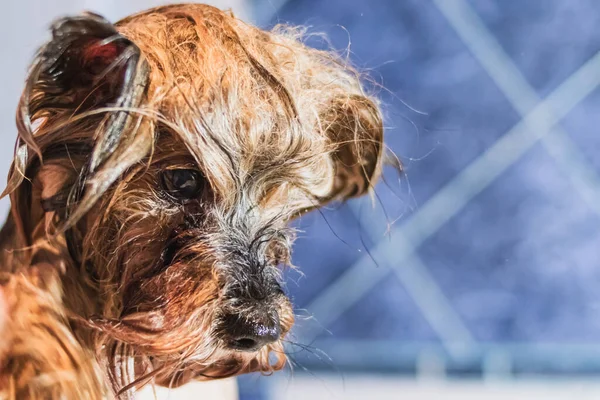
[0,4,384,399]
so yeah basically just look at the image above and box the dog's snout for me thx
[222,313,281,352]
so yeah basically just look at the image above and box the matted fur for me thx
[0,4,385,399]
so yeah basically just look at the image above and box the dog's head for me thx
[5,4,384,391]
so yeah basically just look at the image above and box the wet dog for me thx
[0,4,384,398]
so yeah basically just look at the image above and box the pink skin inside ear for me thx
[81,41,121,73]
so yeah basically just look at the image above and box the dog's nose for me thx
[222,313,281,352]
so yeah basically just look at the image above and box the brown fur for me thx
[0,4,385,399]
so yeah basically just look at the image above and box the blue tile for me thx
[467,0,600,98]
[418,143,600,342]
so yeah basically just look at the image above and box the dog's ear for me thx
[15,12,149,171]
[324,94,384,201]
[3,13,150,246]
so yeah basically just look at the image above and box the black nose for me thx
[222,313,281,352]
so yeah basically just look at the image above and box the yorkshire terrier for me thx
[0,3,384,399]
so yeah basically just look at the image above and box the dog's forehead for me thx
[115,6,333,137]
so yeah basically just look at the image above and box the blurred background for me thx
[4,1,600,399]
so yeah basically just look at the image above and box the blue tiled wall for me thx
[242,0,600,397]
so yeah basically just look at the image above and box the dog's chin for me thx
[149,340,287,388]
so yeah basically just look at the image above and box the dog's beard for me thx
[80,263,290,391]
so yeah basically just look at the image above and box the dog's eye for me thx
[160,169,205,199]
